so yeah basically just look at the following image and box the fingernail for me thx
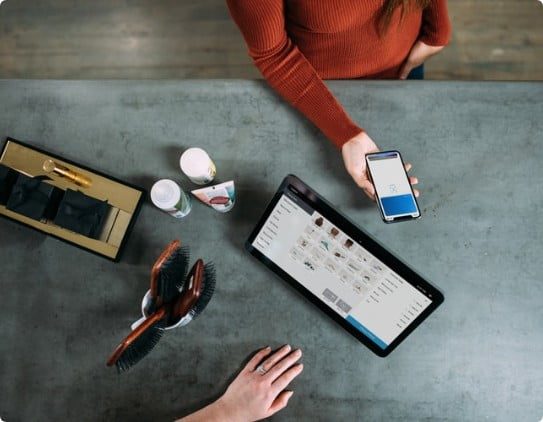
[264,346,271,351]
[294,349,302,356]
[298,363,304,370]
[283,344,291,351]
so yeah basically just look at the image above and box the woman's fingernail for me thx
[294,349,302,356]
[298,363,304,370]
[284,344,291,351]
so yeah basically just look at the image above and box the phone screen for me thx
[366,151,420,222]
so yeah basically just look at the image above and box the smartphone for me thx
[365,150,421,223]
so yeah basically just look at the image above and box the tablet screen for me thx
[251,188,433,350]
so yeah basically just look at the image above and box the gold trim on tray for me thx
[0,139,144,260]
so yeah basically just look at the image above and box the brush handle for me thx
[130,316,147,331]
[106,306,167,367]
[150,240,180,308]
[171,259,204,320]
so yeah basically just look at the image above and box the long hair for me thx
[380,0,431,33]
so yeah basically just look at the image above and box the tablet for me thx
[245,175,444,357]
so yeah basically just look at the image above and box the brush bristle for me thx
[158,246,190,304]
[188,262,216,320]
[115,319,166,373]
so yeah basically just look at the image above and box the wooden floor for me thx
[0,0,542,80]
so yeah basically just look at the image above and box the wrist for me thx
[178,398,233,422]
[335,127,364,150]
[417,36,447,50]
[419,35,449,48]
[211,396,239,422]
[342,130,366,149]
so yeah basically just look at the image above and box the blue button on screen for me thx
[380,194,417,216]
[346,315,388,349]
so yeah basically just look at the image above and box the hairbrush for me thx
[106,307,167,372]
[148,240,190,314]
[168,259,216,326]
[107,258,216,372]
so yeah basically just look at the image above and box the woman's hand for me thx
[216,345,303,421]
[398,40,445,80]
[179,346,303,422]
[341,131,419,201]
[342,131,380,200]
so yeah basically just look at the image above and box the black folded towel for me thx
[0,164,18,204]
[6,173,63,221]
[53,189,110,239]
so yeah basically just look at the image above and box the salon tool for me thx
[43,159,92,188]
[148,240,190,313]
[168,259,216,326]
[107,258,216,372]
[106,306,168,372]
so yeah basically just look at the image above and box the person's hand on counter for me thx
[398,40,445,80]
[178,345,303,422]
[341,131,419,201]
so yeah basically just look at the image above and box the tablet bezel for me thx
[245,174,444,357]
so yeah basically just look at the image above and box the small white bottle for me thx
[179,147,216,185]
[150,179,191,218]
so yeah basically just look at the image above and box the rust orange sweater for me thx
[226,0,451,148]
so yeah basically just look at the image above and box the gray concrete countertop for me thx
[0,80,541,421]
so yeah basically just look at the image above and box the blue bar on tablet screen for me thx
[380,194,417,216]
[346,315,388,349]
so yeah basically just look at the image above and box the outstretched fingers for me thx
[256,344,292,375]
[271,362,304,394]
[265,348,303,382]
[243,346,272,373]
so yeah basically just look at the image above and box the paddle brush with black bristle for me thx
[191,262,216,318]
[107,258,216,373]
[168,259,216,326]
[148,240,190,314]
[106,306,168,373]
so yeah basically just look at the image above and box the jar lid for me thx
[150,179,181,209]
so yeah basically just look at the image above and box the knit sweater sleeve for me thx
[419,0,452,46]
[226,0,363,148]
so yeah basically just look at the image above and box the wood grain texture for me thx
[0,0,542,80]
